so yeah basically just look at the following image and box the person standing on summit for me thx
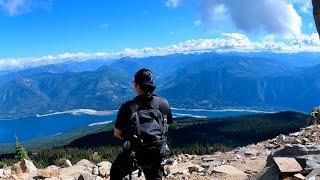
[110,68,173,180]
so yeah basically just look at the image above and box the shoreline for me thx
[88,121,113,127]
[36,109,118,118]
[0,107,278,120]
[171,107,276,113]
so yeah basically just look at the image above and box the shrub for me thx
[0,161,7,168]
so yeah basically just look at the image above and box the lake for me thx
[0,108,272,143]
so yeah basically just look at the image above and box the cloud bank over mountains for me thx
[0,33,319,72]
[200,0,302,37]
[167,0,314,38]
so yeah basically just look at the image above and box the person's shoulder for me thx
[154,95,170,107]
[120,99,136,110]
[123,99,136,106]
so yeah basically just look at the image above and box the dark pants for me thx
[110,151,164,180]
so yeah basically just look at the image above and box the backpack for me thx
[128,96,169,160]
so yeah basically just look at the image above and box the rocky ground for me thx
[165,124,320,180]
[1,124,320,180]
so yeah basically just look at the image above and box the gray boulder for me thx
[92,165,99,175]
[306,168,320,180]
[207,161,222,173]
[76,159,94,169]
[271,145,320,158]
[47,165,59,170]
[11,159,37,174]
[276,134,286,143]
[65,159,73,167]
[254,166,280,180]
[78,172,96,180]
[236,147,258,157]
[97,161,112,177]
[212,165,247,176]
[296,155,320,171]
[3,166,12,177]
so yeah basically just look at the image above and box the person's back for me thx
[110,69,173,180]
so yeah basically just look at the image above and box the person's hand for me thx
[114,128,123,139]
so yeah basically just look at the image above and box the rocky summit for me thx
[2,124,320,180]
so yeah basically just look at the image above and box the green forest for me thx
[0,111,308,168]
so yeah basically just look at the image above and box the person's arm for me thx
[113,103,129,139]
[167,110,173,126]
[165,99,174,125]
[114,127,123,139]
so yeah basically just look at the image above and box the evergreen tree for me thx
[0,161,7,168]
[14,135,29,162]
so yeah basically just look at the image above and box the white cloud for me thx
[194,20,202,27]
[0,0,51,16]
[200,0,302,37]
[0,33,320,71]
[309,23,314,29]
[166,0,181,8]
[300,1,312,13]
[0,0,30,15]
[288,0,312,13]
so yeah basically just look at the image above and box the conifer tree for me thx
[14,134,29,162]
[0,161,7,168]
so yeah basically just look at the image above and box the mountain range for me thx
[0,52,319,118]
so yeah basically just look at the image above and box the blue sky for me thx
[0,0,207,57]
[0,0,319,62]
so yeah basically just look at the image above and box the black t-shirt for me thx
[114,94,173,135]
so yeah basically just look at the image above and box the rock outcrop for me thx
[2,125,320,179]
[162,124,320,180]
[0,159,113,180]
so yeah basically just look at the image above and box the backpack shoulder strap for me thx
[150,96,169,138]
[129,102,141,137]
[150,95,161,110]
[129,102,139,116]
